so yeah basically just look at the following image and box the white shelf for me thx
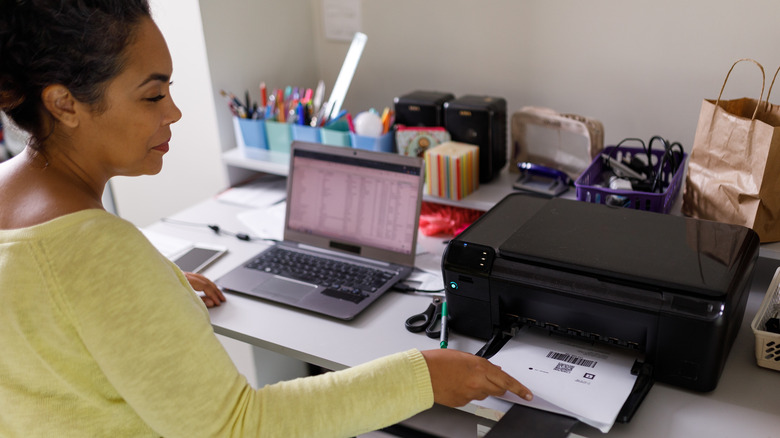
[422,167,520,211]
[221,147,520,211]
[222,147,290,176]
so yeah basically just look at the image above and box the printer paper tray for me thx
[476,326,654,425]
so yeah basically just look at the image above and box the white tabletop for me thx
[146,196,780,438]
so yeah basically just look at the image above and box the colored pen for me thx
[296,101,305,125]
[346,112,355,133]
[331,109,348,122]
[265,93,276,119]
[277,89,285,122]
[380,107,390,134]
[440,301,448,349]
[312,79,325,114]
[260,82,267,108]
[220,90,246,117]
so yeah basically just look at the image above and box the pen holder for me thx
[234,117,268,151]
[265,120,293,153]
[350,131,394,153]
[321,119,351,147]
[291,124,322,144]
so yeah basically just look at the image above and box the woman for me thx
[0,1,532,437]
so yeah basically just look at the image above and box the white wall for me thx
[312,0,780,150]
[111,0,227,227]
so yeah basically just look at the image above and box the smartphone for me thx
[171,245,227,273]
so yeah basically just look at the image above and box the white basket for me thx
[751,267,780,371]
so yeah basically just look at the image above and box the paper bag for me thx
[682,59,780,242]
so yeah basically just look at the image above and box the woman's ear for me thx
[41,85,79,128]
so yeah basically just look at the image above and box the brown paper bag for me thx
[682,59,780,242]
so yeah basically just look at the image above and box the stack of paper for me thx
[216,175,287,208]
[424,141,479,200]
[489,327,641,433]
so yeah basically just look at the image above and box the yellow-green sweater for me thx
[0,209,433,437]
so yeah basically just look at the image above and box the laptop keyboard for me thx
[244,246,398,303]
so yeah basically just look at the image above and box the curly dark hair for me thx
[0,0,152,150]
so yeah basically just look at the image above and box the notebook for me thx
[216,141,425,320]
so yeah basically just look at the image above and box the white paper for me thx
[321,0,362,41]
[216,175,287,209]
[237,202,287,241]
[403,267,444,292]
[140,229,194,258]
[490,327,640,433]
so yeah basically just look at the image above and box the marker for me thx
[296,102,305,125]
[440,301,448,349]
[277,89,286,122]
[346,112,355,133]
[380,107,390,134]
[260,82,267,107]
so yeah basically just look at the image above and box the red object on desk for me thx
[418,202,484,236]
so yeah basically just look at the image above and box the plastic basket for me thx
[751,267,780,372]
[574,146,687,213]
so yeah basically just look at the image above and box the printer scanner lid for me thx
[496,196,756,298]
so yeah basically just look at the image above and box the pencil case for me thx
[510,106,604,180]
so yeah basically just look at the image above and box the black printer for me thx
[443,193,759,394]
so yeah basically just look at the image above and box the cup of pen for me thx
[234,116,268,152]
[265,120,293,153]
[350,131,395,153]
[349,111,395,153]
[291,124,322,144]
[321,119,352,147]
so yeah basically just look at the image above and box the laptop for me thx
[216,141,425,320]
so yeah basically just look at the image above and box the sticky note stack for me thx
[424,141,479,200]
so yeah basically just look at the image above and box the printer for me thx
[443,193,759,395]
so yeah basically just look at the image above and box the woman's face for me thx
[76,17,182,178]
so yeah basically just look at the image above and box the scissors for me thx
[405,296,443,339]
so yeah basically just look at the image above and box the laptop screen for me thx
[285,142,424,264]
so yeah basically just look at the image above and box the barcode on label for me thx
[546,350,597,368]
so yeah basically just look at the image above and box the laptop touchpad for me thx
[254,277,315,304]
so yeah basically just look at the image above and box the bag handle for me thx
[715,58,765,121]
[762,65,780,112]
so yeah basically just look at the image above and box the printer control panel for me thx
[443,241,497,338]
[445,241,494,274]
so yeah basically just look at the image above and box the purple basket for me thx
[574,146,687,214]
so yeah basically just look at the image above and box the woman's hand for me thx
[184,272,226,308]
[421,349,532,408]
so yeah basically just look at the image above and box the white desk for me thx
[146,196,780,438]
